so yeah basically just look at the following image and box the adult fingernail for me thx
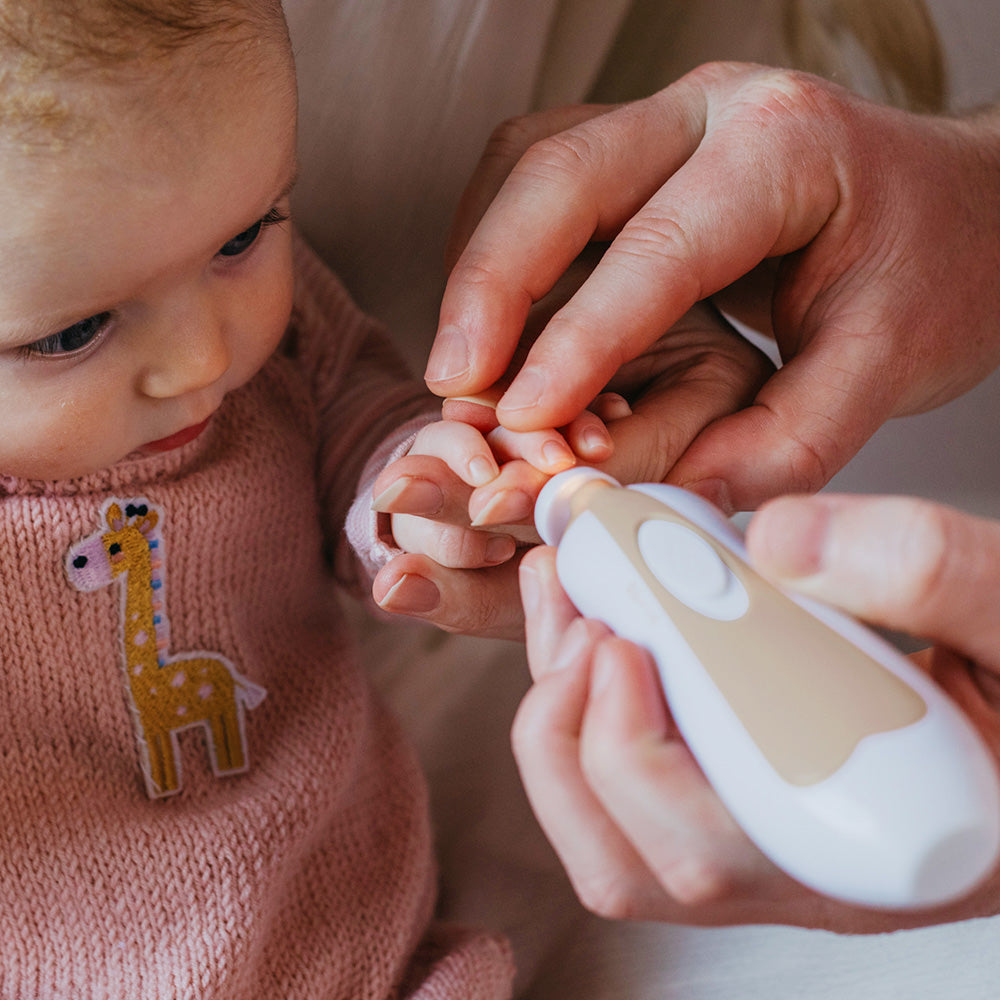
[499,369,546,413]
[425,326,470,385]
[377,573,441,615]
[372,476,444,515]
[753,497,831,580]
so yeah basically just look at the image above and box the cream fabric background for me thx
[284,3,1000,996]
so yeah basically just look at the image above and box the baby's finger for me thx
[559,407,615,464]
[372,454,473,525]
[486,424,577,475]
[372,551,525,639]
[469,459,549,532]
[409,420,501,487]
[389,515,516,570]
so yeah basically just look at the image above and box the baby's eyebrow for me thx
[272,162,299,204]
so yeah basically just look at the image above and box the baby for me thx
[0,2,596,996]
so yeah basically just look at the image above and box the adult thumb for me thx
[746,493,1000,672]
[669,328,899,513]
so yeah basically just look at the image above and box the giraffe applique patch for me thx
[66,499,266,799]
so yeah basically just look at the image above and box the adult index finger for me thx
[426,67,717,403]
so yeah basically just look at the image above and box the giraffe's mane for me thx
[122,503,170,668]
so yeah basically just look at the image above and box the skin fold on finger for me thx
[373,551,526,640]
[669,335,897,512]
[595,308,774,489]
[389,513,516,569]
[747,494,1000,670]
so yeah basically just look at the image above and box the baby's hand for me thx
[368,406,615,638]
[373,409,613,567]
[457,391,632,533]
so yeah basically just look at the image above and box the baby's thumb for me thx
[746,493,1000,672]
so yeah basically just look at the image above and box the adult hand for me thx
[372,297,772,638]
[512,493,1000,930]
[427,61,1000,512]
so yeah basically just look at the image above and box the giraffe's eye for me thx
[109,543,122,556]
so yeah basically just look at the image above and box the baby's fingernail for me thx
[485,534,516,564]
[499,369,546,413]
[471,490,533,527]
[425,326,470,386]
[581,425,611,457]
[541,439,575,472]
[377,573,441,615]
[593,392,632,421]
[372,477,444,515]
[468,455,499,487]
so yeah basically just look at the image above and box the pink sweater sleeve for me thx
[343,412,438,582]
[287,235,440,595]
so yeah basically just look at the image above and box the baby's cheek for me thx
[0,392,130,480]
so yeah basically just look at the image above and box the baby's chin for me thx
[2,421,212,482]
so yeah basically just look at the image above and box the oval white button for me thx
[637,520,749,620]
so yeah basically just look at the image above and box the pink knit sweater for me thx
[0,240,513,998]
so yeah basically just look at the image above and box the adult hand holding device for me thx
[513,490,1000,930]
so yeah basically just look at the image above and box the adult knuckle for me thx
[517,127,604,187]
[573,871,642,921]
[448,250,508,291]
[894,501,954,609]
[483,114,544,167]
[613,214,704,301]
[651,854,732,907]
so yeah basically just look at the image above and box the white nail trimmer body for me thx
[534,468,1000,908]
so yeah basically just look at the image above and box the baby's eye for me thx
[25,312,111,357]
[217,207,289,259]
[218,218,264,258]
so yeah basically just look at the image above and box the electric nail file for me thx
[534,468,1000,908]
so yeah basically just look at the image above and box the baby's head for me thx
[0,0,298,481]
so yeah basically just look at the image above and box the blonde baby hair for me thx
[0,0,287,146]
